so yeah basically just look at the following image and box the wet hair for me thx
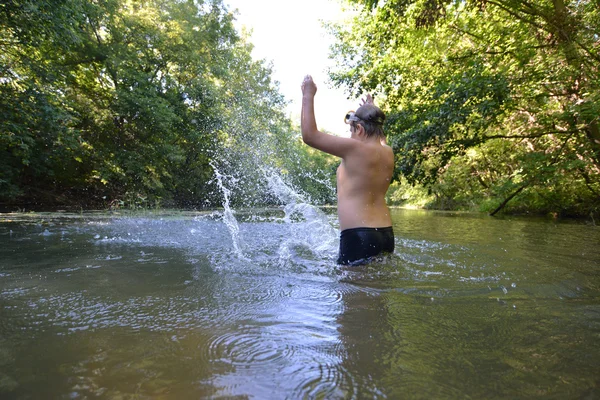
[352,104,386,138]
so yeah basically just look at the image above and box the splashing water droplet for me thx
[210,161,247,260]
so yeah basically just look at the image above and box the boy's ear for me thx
[358,123,366,135]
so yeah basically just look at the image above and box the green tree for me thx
[329,0,600,216]
[1,0,303,209]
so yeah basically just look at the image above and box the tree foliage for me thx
[329,0,600,215]
[1,0,330,209]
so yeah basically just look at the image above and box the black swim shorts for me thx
[337,226,395,265]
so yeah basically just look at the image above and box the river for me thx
[0,208,599,399]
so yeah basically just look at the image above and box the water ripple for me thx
[207,328,294,368]
[288,361,358,399]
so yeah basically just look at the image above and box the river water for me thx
[0,207,599,399]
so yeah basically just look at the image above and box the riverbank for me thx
[1,203,597,226]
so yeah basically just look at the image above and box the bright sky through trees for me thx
[224,0,357,136]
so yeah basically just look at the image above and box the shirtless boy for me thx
[300,75,395,265]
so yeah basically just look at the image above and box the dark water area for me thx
[0,208,599,399]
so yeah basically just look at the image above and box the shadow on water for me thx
[0,206,599,398]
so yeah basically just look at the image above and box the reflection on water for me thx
[0,209,599,399]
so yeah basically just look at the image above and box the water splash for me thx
[206,104,339,268]
[261,166,337,265]
[205,156,338,269]
[209,161,247,260]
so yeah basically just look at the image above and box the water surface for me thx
[0,208,599,399]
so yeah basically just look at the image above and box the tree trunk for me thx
[489,184,527,216]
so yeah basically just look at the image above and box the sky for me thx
[224,0,358,136]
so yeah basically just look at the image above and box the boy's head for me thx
[346,104,386,137]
